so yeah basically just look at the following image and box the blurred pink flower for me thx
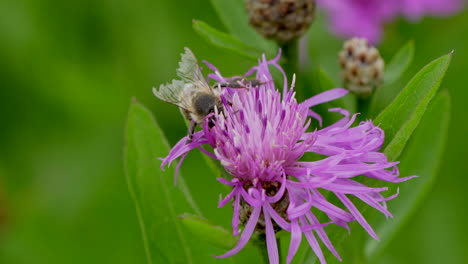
[401,0,464,19]
[317,0,464,43]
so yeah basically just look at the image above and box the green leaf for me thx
[365,91,451,262]
[370,41,415,116]
[125,100,219,264]
[375,51,452,160]
[384,41,415,85]
[192,20,263,60]
[208,0,277,56]
[180,214,237,250]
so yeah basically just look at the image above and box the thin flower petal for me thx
[301,217,326,264]
[264,209,279,264]
[336,193,379,240]
[301,88,348,108]
[214,206,262,258]
[287,220,302,264]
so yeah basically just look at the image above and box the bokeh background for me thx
[0,0,467,263]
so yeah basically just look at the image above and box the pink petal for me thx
[214,206,262,258]
[300,88,348,108]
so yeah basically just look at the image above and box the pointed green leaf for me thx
[208,0,277,56]
[370,41,415,116]
[192,20,262,60]
[365,91,451,262]
[180,214,237,250]
[125,100,221,264]
[384,41,415,85]
[375,51,452,160]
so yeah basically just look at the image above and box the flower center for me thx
[237,180,289,233]
[210,85,310,182]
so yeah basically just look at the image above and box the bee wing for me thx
[152,79,187,107]
[153,48,213,113]
[177,47,207,85]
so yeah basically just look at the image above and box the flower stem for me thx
[282,39,303,98]
[282,39,299,76]
[357,97,370,116]
[254,234,270,264]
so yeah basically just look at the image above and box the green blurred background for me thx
[0,0,467,263]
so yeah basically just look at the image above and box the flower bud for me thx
[246,0,316,43]
[339,38,385,98]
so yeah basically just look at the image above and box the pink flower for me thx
[158,52,414,263]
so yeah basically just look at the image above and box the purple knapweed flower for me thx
[316,0,463,43]
[159,52,414,264]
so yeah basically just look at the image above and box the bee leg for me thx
[219,77,243,88]
[214,78,251,90]
[187,120,196,143]
[249,79,264,87]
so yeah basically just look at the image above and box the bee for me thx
[153,48,259,141]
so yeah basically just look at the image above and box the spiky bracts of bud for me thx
[246,0,316,43]
[339,38,385,98]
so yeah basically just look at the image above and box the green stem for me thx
[281,39,303,98]
[282,39,299,76]
[357,96,370,117]
[254,234,270,264]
